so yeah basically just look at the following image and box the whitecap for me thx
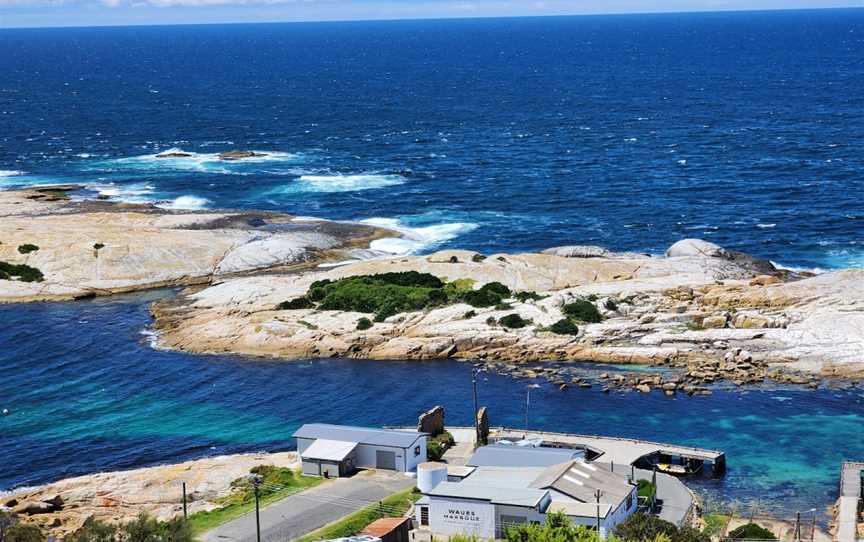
[757,223,777,229]
[359,217,478,256]
[0,170,24,177]
[84,182,156,203]
[88,148,299,175]
[289,173,406,193]
[156,195,212,210]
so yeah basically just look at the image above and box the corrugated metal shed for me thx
[293,424,427,448]
[531,459,633,504]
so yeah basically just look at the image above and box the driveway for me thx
[203,470,414,542]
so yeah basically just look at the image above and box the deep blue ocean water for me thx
[2,9,864,521]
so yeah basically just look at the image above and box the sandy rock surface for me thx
[2,452,298,537]
[0,186,391,303]
[151,240,864,379]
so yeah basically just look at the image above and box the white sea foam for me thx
[84,182,156,203]
[292,173,406,193]
[0,170,24,177]
[359,217,478,256]
[156,195,212,210]
[757,223,777,229]
[94,148,298,175]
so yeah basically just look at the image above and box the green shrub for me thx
[514,291,547,302]
[5,523,45,542]
[426,432,455,461]
[67,517,118,542]
[448,256,459,263]
[0,262,44,283]
[637,479,656,500]
[482,282,511,297]
[614,514,710,542]
[486,316,497,326]
[562,299,603,323]
[93,243,105,250]
[728,523,776,540]
[505,511,599,542]
[471,254,487,263]
[461,282,512,308]
[123,513,193,542]
[702,515,730,538]
[463,310,477,319]
[604,298,618,311]
[356,317,373,330]
[495,302,513,311]
[17,244,39,255]
[276,297,314,310]
[549,319,579,336]
[499,314,528,329]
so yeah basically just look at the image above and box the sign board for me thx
[429,499,496,539]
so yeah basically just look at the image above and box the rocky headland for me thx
[151,238,864,389]
[1,452,298,537]
[0,186,392,303]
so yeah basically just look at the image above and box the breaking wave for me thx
[155,195,212,210]
[359,217,478,255]
[278,173,406,194]
[86,148,299,175]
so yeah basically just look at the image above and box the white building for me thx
[294,423,428,477]
[414,447,637,540]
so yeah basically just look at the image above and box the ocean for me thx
[2,9,864,520]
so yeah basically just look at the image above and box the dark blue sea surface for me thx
[2,10,864,267]
[2,9,864,521]
[2,292,864,520]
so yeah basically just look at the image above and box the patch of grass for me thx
[562,299,603,323]
[295,488,420,542]
[499,314,529,329]
[188,467,322,535]
[17,244,39,255]
[0,262,44,283]
[549,318,579,336]
[702,514,730,538]
[356,317,373,330]
[276,296,315,310]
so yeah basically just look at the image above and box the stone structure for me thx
[417,405,445,437]
[477,407,489,446]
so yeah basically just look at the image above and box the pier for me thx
[490,428,727,476]
[837,462,863,542]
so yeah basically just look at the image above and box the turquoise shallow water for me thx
[2,291,863,522]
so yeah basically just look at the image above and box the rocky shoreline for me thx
[151,239,864,387]
[0,186,394,303]
[1,452,298,538]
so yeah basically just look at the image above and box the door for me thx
[376,450,397,470]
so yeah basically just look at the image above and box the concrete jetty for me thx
[837,462,863,542]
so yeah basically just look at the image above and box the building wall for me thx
[421,496,497,539]
[495,503,546,536]
[297,435,426,473]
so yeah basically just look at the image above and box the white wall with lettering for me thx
[428,496,497,539]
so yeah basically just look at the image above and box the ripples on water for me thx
[2,292,864,520]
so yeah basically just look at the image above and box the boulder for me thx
[218,150,267,161]
[702,314,729,329]
[542,245,610,258]
[476,407,489,445]
[155,150,194,158]
[665,239,728,258]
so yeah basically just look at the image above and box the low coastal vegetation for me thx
[17,244,39,255]
[187,466,322,534]
[294,487,419,542]
[0,262,44,283]
[562,299,603,323]
[0,509,192,542]
[613,513,709,542]
[727,523,777,540]
[426,431,456,461]
[276,272,544,323]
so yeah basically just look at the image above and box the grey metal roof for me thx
[293,423,427,448]
[468,445,584,468]
[531,460,634,506]
[426,480,548,508]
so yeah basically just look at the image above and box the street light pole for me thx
[472,368,480,446]
[249,474,262,542]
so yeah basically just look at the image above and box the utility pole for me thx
[250,475,262,542]
[595,489,602,536]
[182,482,187,520]
[472,368,480,446]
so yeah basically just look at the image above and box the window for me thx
[420,506,429,526]
[414,445,421,457]
[500,515,527,528]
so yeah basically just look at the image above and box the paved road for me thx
[203,471,414,542]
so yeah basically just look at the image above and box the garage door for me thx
[376,450,397,470]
